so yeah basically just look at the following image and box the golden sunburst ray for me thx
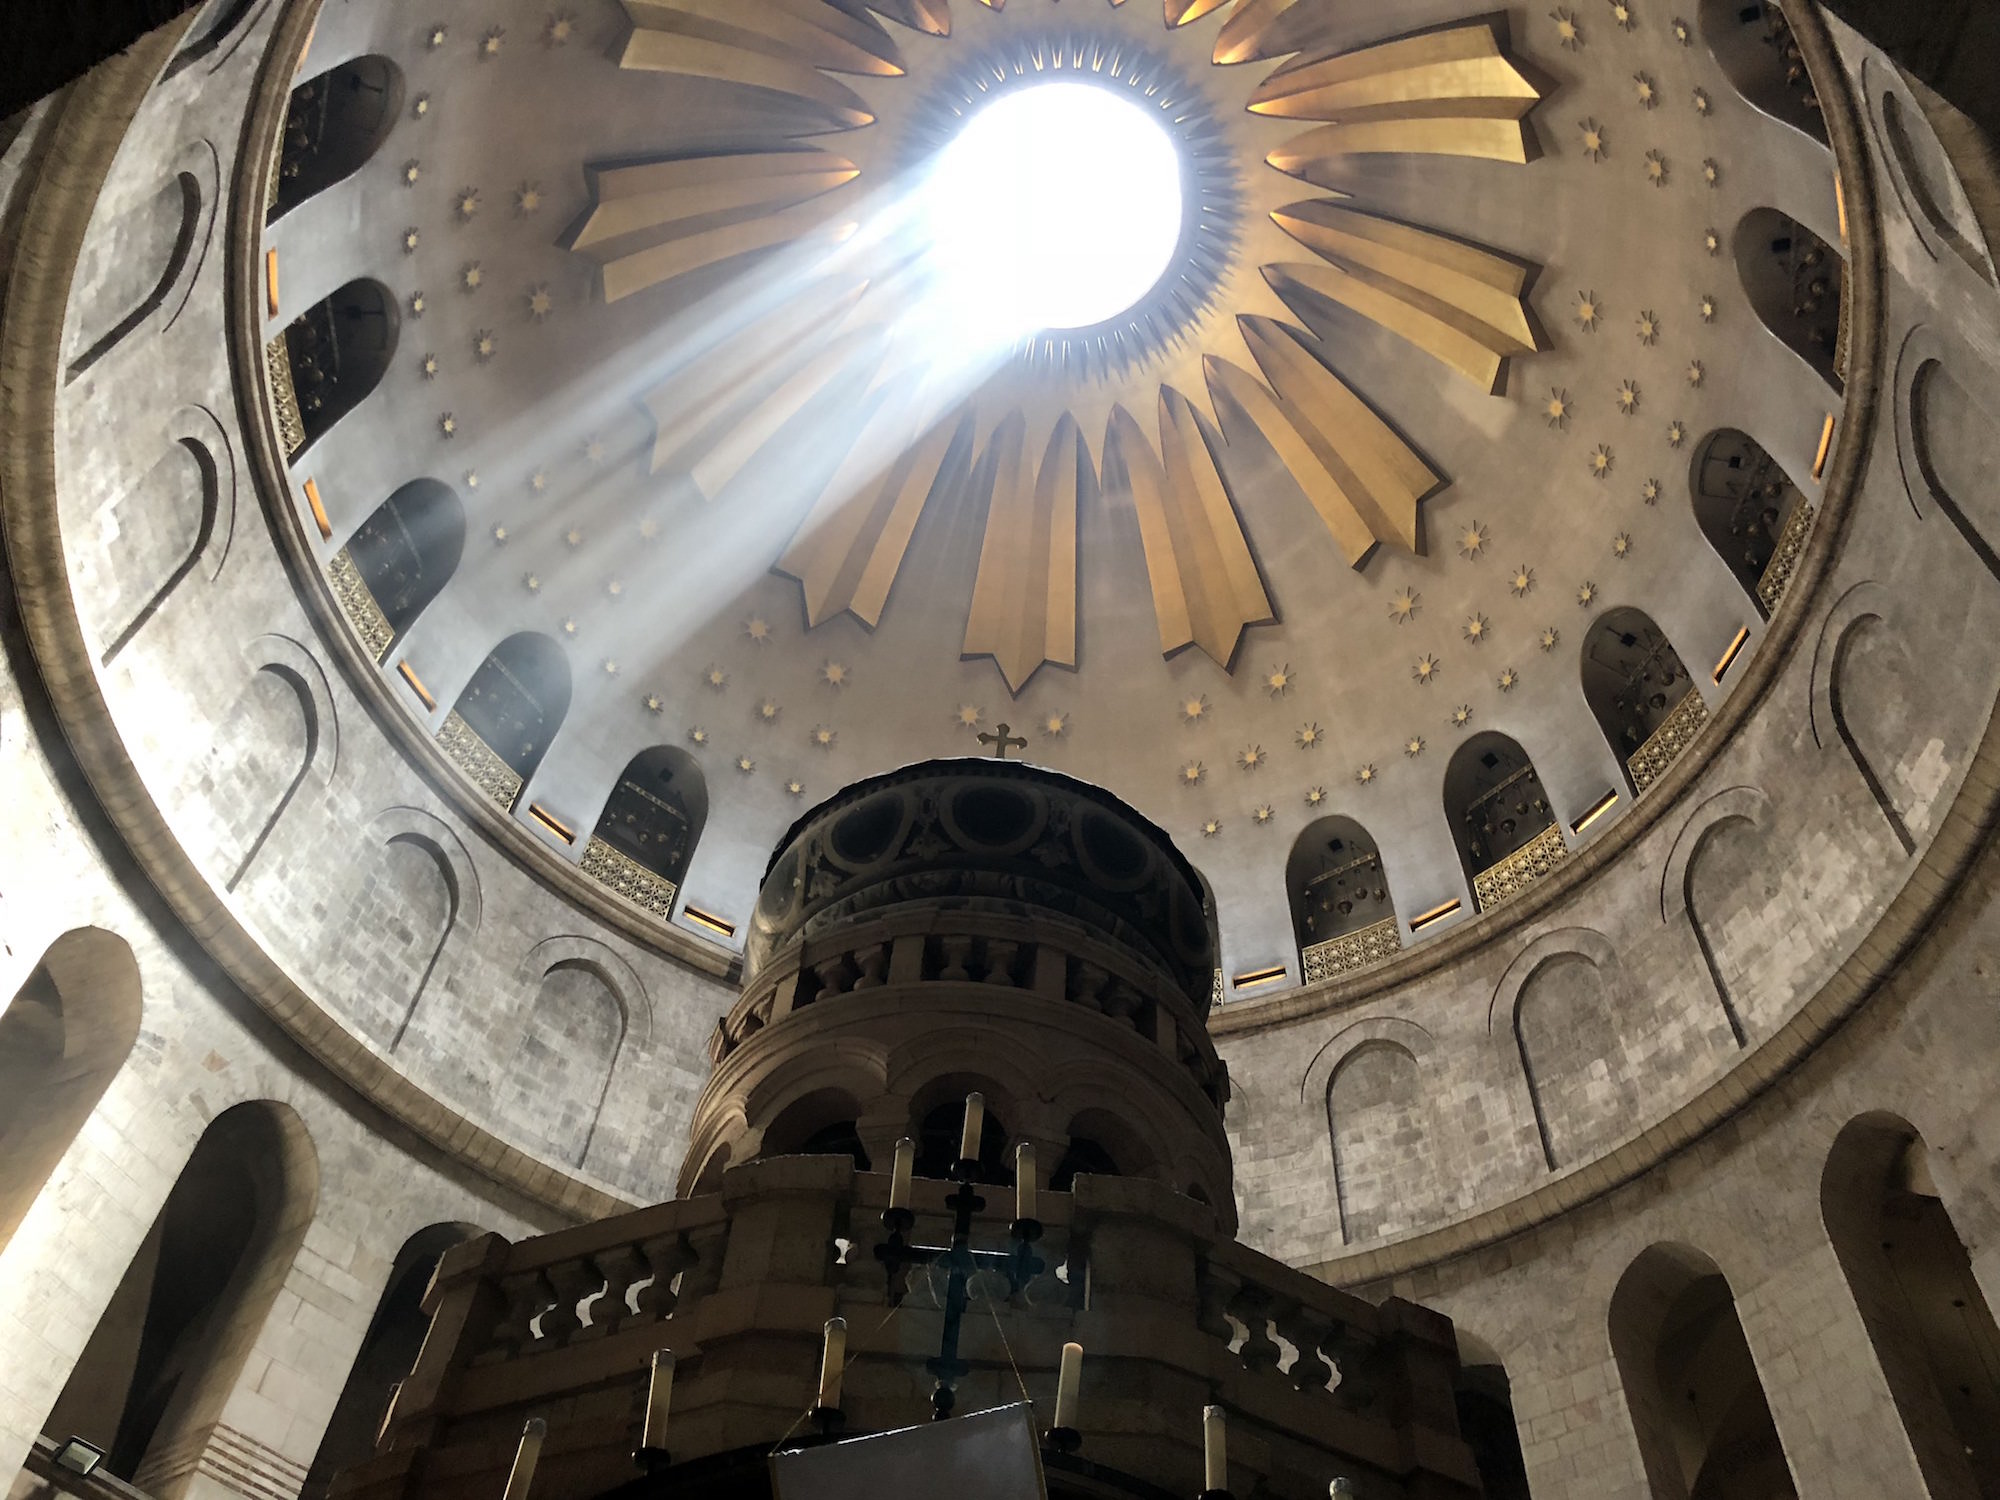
[1211,0,1317,66]
[1256,21,1543,168]
[619,2,880,128]
[1269,200,1541,392]
[625,0,908,78]
[962,412,1083,691]
[1108,392,1274,670]
[835,0,951,38]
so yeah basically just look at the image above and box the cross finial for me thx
[976,723,1028,760]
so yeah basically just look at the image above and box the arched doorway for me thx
[0,930,143,1251]
[1691,429,1811,616]
[442,633,572,809]
[1822,1115,2000,1494]
[340,479,466,658]
[1609,1244,1798,1499]
[1442,733,1563,912]
[585,745,708,918]
[1286,815,1399,981]
[301,1223,483,1499]
[274,279,398,457]
[40,1101,319,1496]
[269,55,404,221]
[1580,607,1703,793]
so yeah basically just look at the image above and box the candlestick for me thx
[502,1417,546,1500]
[817,1316,848,1411]
[958,1092,985,1164]
[1203,1405,1227,1493]
[640,1349,674,1451]
[1015,1143,1036,1222]
[1053,1342,1082,1429]
[890,1136,914,1210]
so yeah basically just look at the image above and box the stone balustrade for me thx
[336,1157,1477,1500]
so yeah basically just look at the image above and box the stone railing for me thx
[266,331,304,457]
[328,548,395,662]
[1301,916,1402,984]
[1757,500,1816,613]
[1627,688,1710,793]
[333,1158,1477,1500]
[580,837,678,921]
[722,908,1228,1111]
[436,710,523,811]
[1473,822,1568,913]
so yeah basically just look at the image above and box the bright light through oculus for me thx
[927,83,1185,339]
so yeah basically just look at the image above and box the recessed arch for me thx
[1821,1113,2000,1493]
[1909,355,2000,583]
[502,959,628,1168]
[1733,207,1847,391]
[99,433,225,666]
[590,744,708,900]
[275,278,398,457]
[41,1101,319,1492]
[164,0,271,78]
[1810,588,1921,856]
[1689,428,1811,616]
[1325,1039,1435,1244]
[0,929,144,1252]
[67,147,217,381]
[1285,814,1398,981]
[1875,80,1996,283]
[1696,0,1829,143]
[1580,606,1700,793]
[269,56,404,221]
[762,1087,871,1169]
[1609,1243,1798,1500]
[341,479,466,655]
[446,632,572,806]
[1442,732,1559,911]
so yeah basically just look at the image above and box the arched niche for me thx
[343,479,466,655]
[448,632,571,803]
[0,929,143,1251]
[502,961,626,1167]
[1286,815,1398,981]
[1912,358,2000,579]
[41,1101,319,1493]
[1510,949,1637,1170]
[165,0,267,77]
[1326,1041,1437,1244]
[1691,428,1810,616]
[212,659,321,892]
[1734,208,1847,390]
[1881,91,1996,283]
[763,1088,870,1170]
[269,56,403,221]
[1697,0,1828,143]
[68,168,204,380]
[1443,733,1558,911]
[1052,1106,1153,1190]
[277,279,398,458]
[591,745,708,897]
[1580,607,1700,793]
[301,1223,482,1500]
[1608,1245,1798,1500]
[100,435,225,666]
[1822,1115,2000,1491]
[912,1088,1012,1186]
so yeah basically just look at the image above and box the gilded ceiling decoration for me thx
[566,0,1550,691]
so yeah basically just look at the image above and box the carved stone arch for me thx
[1864,55,1998,285]
[98,405,238,665]
[268,55,405,222]
[357,807,481,1051]
[1900,331,2000,583]
[164,0,273,78]
[1488,929,1630,1171]
[883,1031,1046,1118]
[1660,785,1773,1050]
[1695,0,1830,145]
[67,139,219,381]
[517,935,651,1052]
[1732,206,1848,391]
[222,634,338,892]
[1809,581,1919,854]
[501,957,630,1168]
[1306,1017,1445,1245]
[1300,1014,1440,1104]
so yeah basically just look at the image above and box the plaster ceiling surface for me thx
[262,0,1853,986]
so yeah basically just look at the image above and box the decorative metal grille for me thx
[328,548,395,662]
[1301,915,1402,984]
[1627,688,1710,793]
[1473,822,1568,913]
[437,710,523,811]
[582,836,679,921]
[1756,500,1815,613]
[267,331,305,457]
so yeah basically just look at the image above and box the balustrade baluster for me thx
[537,1261,599,1346]
[574,1245,647,1341]
[1229,1281,1281,1372]
[472,1271,552,1365]
[632,1233,698,1323]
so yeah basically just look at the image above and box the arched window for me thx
[1734,208,1847,389]
[1696,0,1828,142]
[301,1223,482,1500]
[1608,1245,1798,1499]
[762,1089,870,1171]
[913,1096,1011,1185]
[269,56,403,221]
[275,279,398,457]
[1822,1115,2000,1492]
[41,1102,318,1490]
[1691,429,1810,616]
[1580,607,1701,792]
[1286,815,1398,981]
[0,930,143,1251]
[444,633,571,807]
[342,479,465,656]
[1443,733,1560,911]
[589,746,708,905]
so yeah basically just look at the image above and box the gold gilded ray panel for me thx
[962,413,1082,692]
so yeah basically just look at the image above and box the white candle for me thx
[1053,1342,1083,1429]
[641,1349,675,1450]
[958,1092,985,1162]
[817,1316,848,1410]
[502,1417,547,1500]
[1203,1405,1227,1492]
[1015,1143,1036,1221]
[890,1136,914,1210]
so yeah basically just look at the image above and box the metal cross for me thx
[976,723,1027,759]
